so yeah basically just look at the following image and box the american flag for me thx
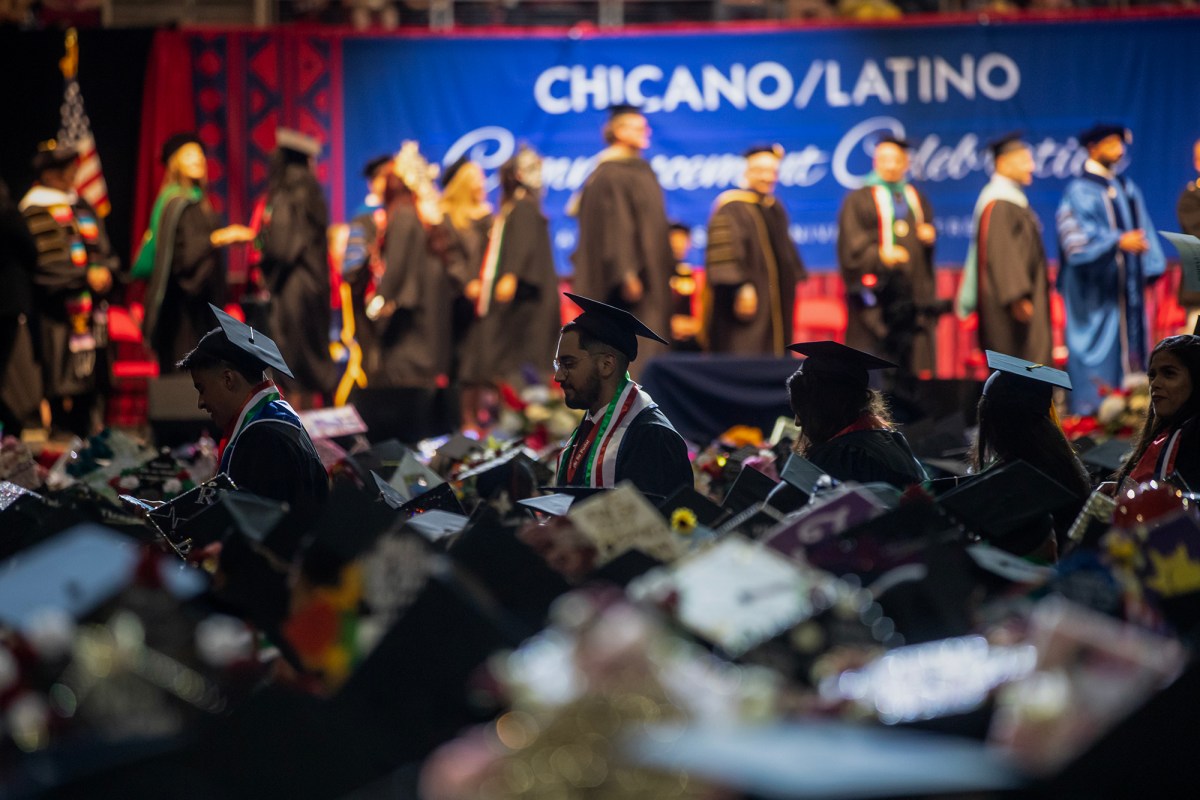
[58,74,110,217]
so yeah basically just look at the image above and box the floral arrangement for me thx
[1060,382,1149,441]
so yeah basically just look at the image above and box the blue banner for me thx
[342,16,1200,272]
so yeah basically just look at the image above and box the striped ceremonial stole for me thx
[556,375,653,487]
[219,382,304,473]
[870,184,924,251]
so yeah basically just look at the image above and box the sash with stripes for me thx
[219,382,304,473]
[870,184,924,251]
[555,375,653,487]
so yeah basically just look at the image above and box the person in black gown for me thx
[552,293,692,497]
[785,340,927,489]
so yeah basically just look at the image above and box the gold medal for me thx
[893,219,910,238]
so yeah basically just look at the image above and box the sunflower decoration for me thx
[670,507,698,536]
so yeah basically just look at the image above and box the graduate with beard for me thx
[553,294,692,498]
[836,135,941,379]
[570,105,674,373]
[705,143,807,356]
[956,132,1053,365]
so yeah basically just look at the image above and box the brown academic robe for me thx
[975,198,1052,364]
[368,200,456,389]
[837,185,938,376]
[448,213,493,382]
[459,192,561,385]
[1179,181,1200,308]
[570,156,674,370]
[258,164,336,396]
[705,190,807,356]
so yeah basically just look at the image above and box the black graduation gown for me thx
[0,190,38,430]
[705,191,807,356]
[837,186,938,375]
[225,419,330,561]
[447,213,493,382]
[144,196,226,372]
[258,164,335,395]
[459,193,561,384]
[975,199,1053,364]
[561,405,693,498]
[571,156,675,371]
[22,192,117,399]
[367,201,455,388]
[806,428,928,490]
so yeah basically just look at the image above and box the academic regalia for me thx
[459,191,561,384]
[570,155,675,372]
[559,404,693,498]
[787,340,929,490]
[0,181,39,433]
[257,161,336,396]
[1055,160,1165,414]
[134,187,226,372]
[806,428,928,490]
[705,190,806,356]
[969,179,1053,364]
[836,182,937,376]
[446,212,493,381]
[194,305,331,560]
[367,199,456,389]
[20,185,116,434]
[554,294,694,498]
[329,205,385,404]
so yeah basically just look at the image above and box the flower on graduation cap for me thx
[670,507,698,535]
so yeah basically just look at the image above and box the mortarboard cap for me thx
[1077,436,1133,476]
[439,154,471,188]
[937,460,1079,550]
[779,453,831,497]
[787,340,897,389]
[607,103,643,120]
[743,143,784,160]
[192,303,294,379]
[988,130,1028,160]
[397,482,466,516]
[982,350,1071,414]
[361,153,393,180]
[721,463,779,514]
[275,127,321,158]
[804,502,958,579]
[31,139,78,174]
[0,525,139,631]
[875,133,914,150]
[160,132,204,165]
[435,432,484,463]
[562,293,669,361]
[404,509,470,542]
[455,447,546,507]
[1079,123,1131,148]
[220,490,288,546]
[657,485,727,528]
[518,492,576,517]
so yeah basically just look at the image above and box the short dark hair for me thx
[786,368,890,449]
[176,330,265,384]
[560,321,629,374]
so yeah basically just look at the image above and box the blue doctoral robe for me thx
[1055,169,1165,415]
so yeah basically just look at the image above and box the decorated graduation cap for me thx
[1079,123,1132,148]
[988,130,1028,160]
[982,350,1071,414]
[361,153,394,180]
[875,133,914,150]
[744,143,784,160]
[191,303,295,379]
[160,132,204,165]
[275,126,321,158]
[562,293,669,361]
[787,340,897,388]
[31,139,77,173]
